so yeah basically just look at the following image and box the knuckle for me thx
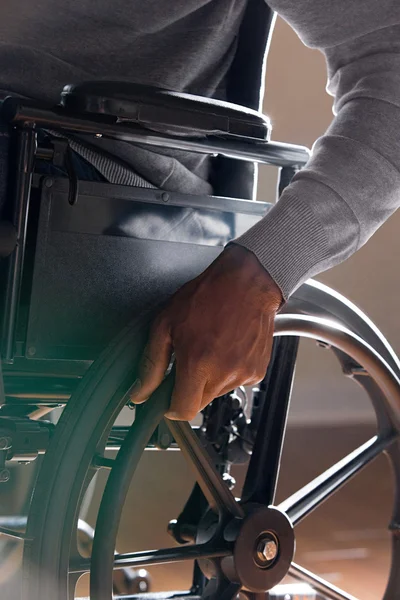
[157,311,170,328]
[151,313,170,336]
[173,323,192,345]
[186,345,213,367]
[140,354,156,376]
[242,365,264,385]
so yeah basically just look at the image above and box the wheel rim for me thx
[22,312,400,600]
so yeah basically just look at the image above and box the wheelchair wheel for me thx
[21,306,400,600]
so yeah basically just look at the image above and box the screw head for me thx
[45,178,54,188]
[161,192,169,203]
[254,533,279,568]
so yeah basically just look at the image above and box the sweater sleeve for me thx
[233,4,400,299]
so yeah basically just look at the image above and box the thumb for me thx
[130,318,173,405]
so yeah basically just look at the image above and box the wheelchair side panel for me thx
[24,178,270,361]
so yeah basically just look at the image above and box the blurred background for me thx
[79,16,400,600]
[259,15,400,426]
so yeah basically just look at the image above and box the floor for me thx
[78,423,394,599]
[275,425,393,600]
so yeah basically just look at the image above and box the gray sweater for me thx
[1,0,399,298]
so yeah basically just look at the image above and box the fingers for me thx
[198,356,272,413]
[130,317,172,405]
[167,353,273,420]
[199,381,235,413]
[165,359,208,421]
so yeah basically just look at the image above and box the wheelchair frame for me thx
[0,96,309,365]
[0,97,399,600]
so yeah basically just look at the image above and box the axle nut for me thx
[255,533,279,567]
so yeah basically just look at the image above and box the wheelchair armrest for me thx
[61,81,271,143]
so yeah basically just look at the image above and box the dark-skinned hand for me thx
[130,245,283,420]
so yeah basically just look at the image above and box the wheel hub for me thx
[198,505,295,593]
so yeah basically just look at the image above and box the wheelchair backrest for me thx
[213,0,275,200]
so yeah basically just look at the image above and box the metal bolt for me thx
[0,469,10,483]
[222,472,236,490]
[255,533,279,567]
[261,539,278,561]
[45,178,54,188]
[27,346,36,356]
[161,192,169,203]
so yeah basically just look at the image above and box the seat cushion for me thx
[61,81,271,142]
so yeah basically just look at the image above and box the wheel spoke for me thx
[92,455,115,470]
[106,425,200,450]
[0,525,27,540]
[70,543,231,575]
[0,516,28,540]
[239,592,270,599]
[166,420,244,518]
[111,596,193,600]
[114,544,231,569]
[289,562,360,600]
[241,336,299,506]
[278,433,396,526]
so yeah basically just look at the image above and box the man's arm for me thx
[235,0,400,298]
[130,245,282,420]
[132,1,400,418]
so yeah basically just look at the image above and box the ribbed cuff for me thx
[232,190,330,300]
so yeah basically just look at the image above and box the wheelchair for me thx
[0,8,400,600]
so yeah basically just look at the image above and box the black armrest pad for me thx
[61,81,271,142]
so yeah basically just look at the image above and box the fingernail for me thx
[129,378,142,399]
[165,411,180,420]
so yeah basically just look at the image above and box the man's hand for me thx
[130,245,283,420]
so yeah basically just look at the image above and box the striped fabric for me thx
[49,130,156,189]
